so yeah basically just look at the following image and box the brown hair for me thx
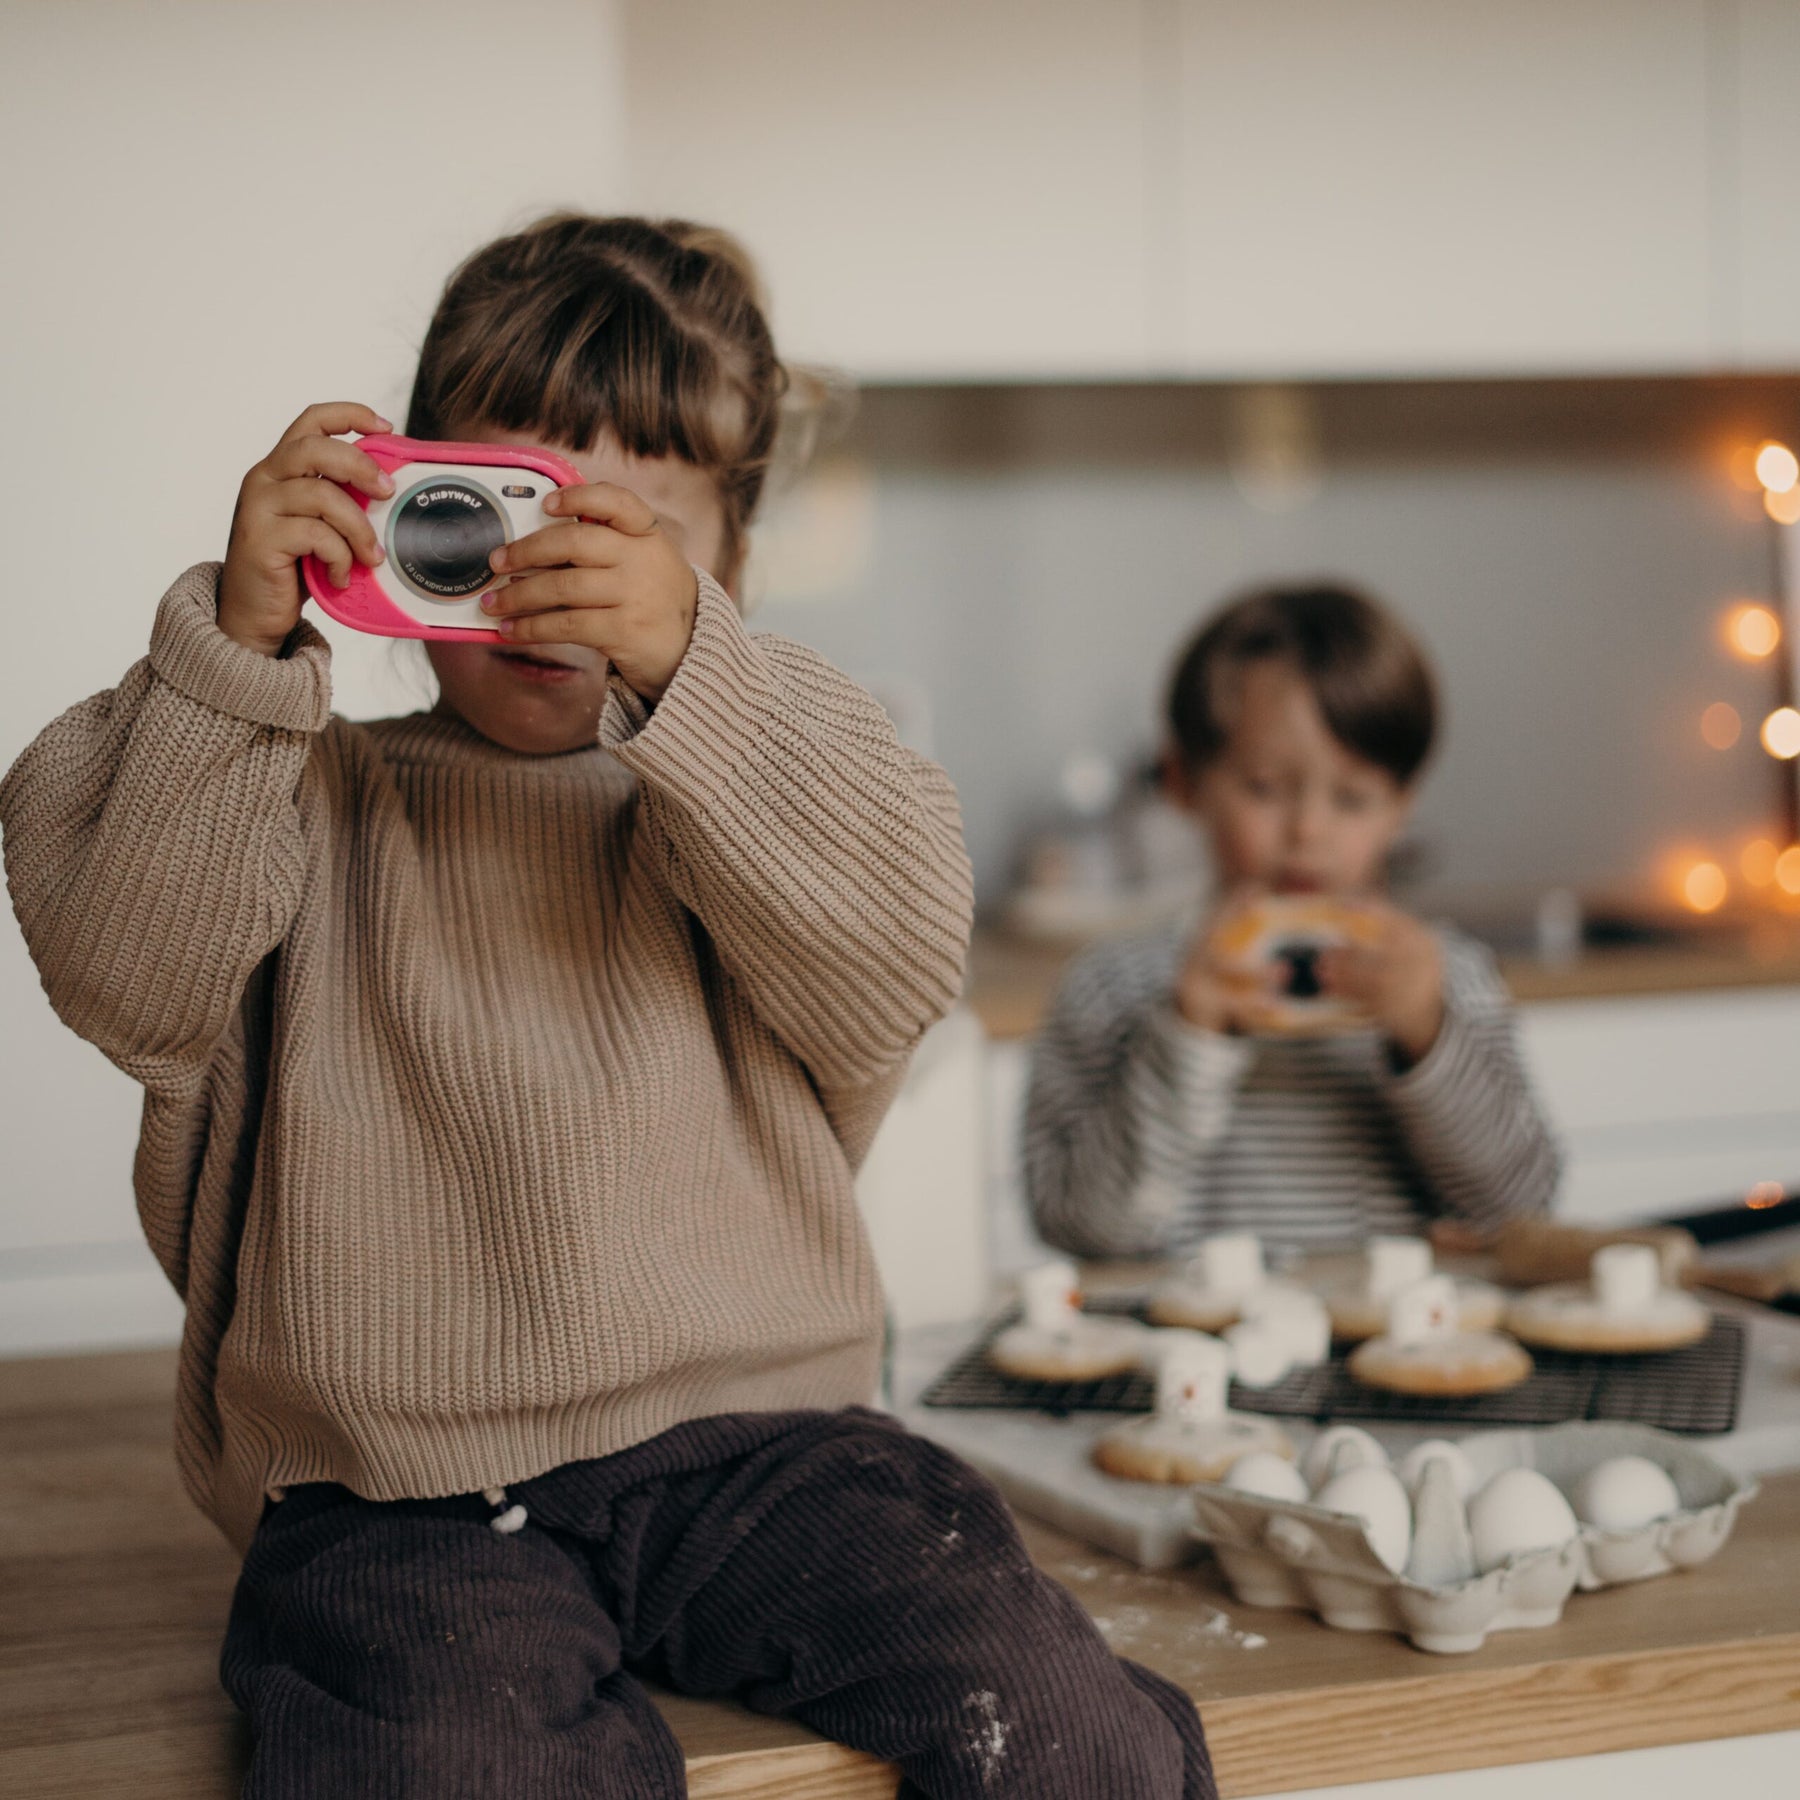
[405,213,787,572]
[1166,583,1439,785]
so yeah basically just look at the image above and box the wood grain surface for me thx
[3,1348,1797,1798]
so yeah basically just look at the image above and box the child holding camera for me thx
[1,216,1213,1800]
[1025,583,1561,1259]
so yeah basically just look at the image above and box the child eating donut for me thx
[1024,582,1561,1256]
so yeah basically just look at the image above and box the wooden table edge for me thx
[1197,1630,1800,1796]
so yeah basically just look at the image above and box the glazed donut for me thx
[1207,894,1382,1036]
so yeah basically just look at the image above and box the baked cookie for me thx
[1207,894,1382,1037]
[1506,1243,1711,1355]
[989,1318,1147,1382]
[1093,1411,1295,1484]
[1093,1331,1294,1484]
[989,1259,1147,1382]
[1147,1231,1287,1332]
[1310,1235,1505,1342]
[1346,1273,1533,1397]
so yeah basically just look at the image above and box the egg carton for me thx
[1187,1422,1759,1655]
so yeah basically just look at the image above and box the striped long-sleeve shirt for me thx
[1023,921,1560,1258]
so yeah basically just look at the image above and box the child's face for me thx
[1171,659,1414,896]
[425,427,733,755]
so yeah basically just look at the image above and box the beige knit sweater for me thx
[1,564,973,1551]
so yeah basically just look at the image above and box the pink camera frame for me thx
[301,433,586,642]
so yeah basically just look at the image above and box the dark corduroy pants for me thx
[221,1406,1215,1799]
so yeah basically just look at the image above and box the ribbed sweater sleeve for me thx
[1381,938,1562,1232]
[601,572,975,1090]
[1023,938,1254,1260]
[0,562,327,1102]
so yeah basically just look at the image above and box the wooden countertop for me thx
[4,1349,1798,1798]
[967,925,1800,1040]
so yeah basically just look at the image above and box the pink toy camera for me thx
[301,434,584,642]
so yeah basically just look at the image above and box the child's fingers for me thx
[493,520,628,575]
[482,569,621,619]
[492,607,605,647]
[271,480,385,568]
[1317,944,1386,1000]
[276,401,392,448]
[544,481,659,536]
[279,519,358,589]
[265,433,395,502]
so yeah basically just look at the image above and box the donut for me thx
[1207,895,1382,1036]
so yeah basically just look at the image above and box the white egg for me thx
[1467,1468,1580,1572]
[1222,1449,1309,1502]
[1573,1456,1682,1532]
[1395,1439,1477,1501]
[1300,1424,1389,1493]
[1312,1465,1414,1573]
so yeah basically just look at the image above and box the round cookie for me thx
[1505,1286,1710,1354]
[1506,1242,1712,1355]
[989,1318,1147,1382]
[1345,1272,1533,1397]
[1326,1279,1504,1342]
[1310,1236,1503,1341]
[1092,1330,1293,1484]
[1348,1330,1533,1396]
[1093,1412,1294,1484]
[989,1258,1147,1382]
[1147,1231,1286,1333]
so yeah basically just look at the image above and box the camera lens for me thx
[390,476,508,600]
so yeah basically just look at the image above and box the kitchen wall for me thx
[751,381,1800,916]
[0,0,628,1351]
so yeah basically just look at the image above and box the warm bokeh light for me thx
[1742,837,1780,886]
[1681,859,1728,913]
[1777,845,1800,895]
[1726,602,1783,659]
[1745,1180,1786,1210]
[1761,707,1800,758]
[1764,486,1800,524]
[1700,702,1742,748]
[1755,440,1800,493]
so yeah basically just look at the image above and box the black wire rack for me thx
[919,1300,1746,1435]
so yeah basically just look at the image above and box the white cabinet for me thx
[620,1,1800,379]
[1519,986,1800,1223]
[1172,0,1717,376]
[1728,0,1800,367]
[621,0,1158,378]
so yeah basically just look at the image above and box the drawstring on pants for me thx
[482,1486,528,1534]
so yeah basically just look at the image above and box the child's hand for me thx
[477,484,700,704]
[1173,890,1276,1036]
[1317,903,1445,1065]
[218,403,394,656]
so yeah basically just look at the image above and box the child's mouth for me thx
[492,646,584,684]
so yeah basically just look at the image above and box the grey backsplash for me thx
[751,382,1795,926]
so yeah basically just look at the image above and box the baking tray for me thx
[919,1299,1746,1435]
